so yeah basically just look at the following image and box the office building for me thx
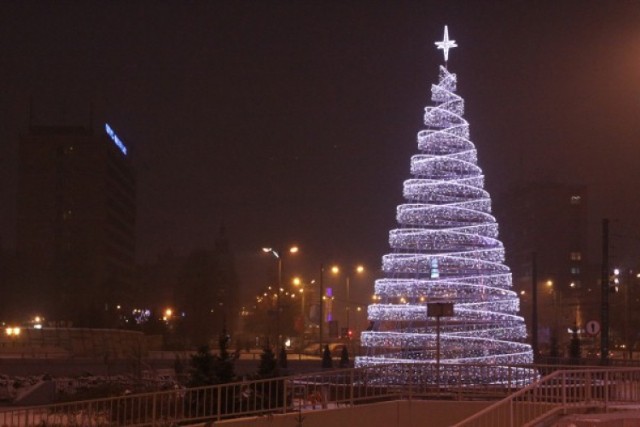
[16,123,135,327]
[496,181,592,351]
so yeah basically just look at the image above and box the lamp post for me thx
[546,279,559,357]
[346,276,351,335]
[601,218,610,365]
[331,264,365,338]
[319,263,325,355]
[624,269,631,359]
[262,245,298,348]
[532,251,539,363]
[292,277,306,337]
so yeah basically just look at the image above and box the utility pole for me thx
[277,255,282,348]
[319,263,324,355]
[346,276,351,335]
[532,251,539,363]
[625,268,631,359]
[601,218,610,365]
[263,246,299,349]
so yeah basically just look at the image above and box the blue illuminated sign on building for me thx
[105,123,127,156]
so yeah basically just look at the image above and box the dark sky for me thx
[2,1,640,305]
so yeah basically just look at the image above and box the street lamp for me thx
[5,327,21,337]
[319,264,325,355]
[292,277,306,337]
[546,280,560,356]
[331,264,365,338]
[262,245,299,347]
[546,280,556,306]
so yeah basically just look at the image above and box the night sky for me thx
[2,1,640,305]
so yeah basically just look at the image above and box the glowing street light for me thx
[331,264,365,338]
[262,245,299,347]
[262,246,299,258]
[292,277,307,335]
[546,280,560,350]
[33,316,44,329]
[5,327,21,337]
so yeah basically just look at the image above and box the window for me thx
[571,267,581,275]
[570,195,581,205]
[570,252,582,261]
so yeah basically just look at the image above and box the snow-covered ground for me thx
[0,371,181,406]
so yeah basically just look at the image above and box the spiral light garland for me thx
[355,29,533,385]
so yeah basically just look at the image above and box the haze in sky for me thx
[1,1,639,302]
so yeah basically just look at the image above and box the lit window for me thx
[570,195,581,205]
[571,267,580,275]
[570,252,582,261]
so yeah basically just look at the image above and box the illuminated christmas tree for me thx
[355,27,534,384]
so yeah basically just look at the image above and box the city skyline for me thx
[2,1,640,307]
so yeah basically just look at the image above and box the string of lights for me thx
[355,29,534,384]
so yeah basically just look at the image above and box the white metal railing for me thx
[452,367,640,427]
[0,362,598,426]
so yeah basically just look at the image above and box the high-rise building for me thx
[172,227,241,347]
[496,181,592,351]
[16,123,135,327]
[498,182,589,293]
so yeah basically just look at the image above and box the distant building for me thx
[135,227,241,348]
[0,247,20,316]
[496,182,594,351]
[16,124,135,327]
[136,249,185,315]
[173,227,241,347]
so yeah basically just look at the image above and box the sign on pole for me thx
[585,320,601,336]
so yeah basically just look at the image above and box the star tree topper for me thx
[435,25,457,62]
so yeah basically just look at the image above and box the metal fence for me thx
[0,362,608,426]
[452,367,640,426]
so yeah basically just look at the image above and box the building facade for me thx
[496,181,594,353]
[16,124,135,327]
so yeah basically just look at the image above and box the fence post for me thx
[217,385,222,421]
[562,371,567,414]
[509,395,514,427]
[350,369,355,406]
[605,370,609,412]
[283,379,288,414]
[87,401,93,426]
[152,392,157,426]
